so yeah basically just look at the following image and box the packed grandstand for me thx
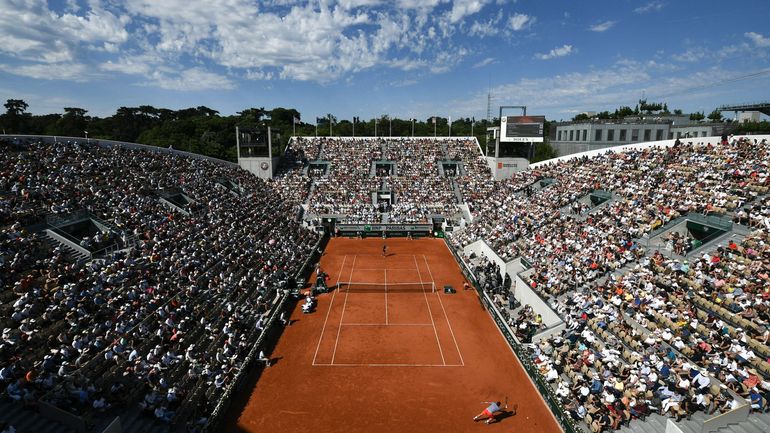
[2,133,770,433]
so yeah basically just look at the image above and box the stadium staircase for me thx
[617,412,770,433]
[41,230,89,262]
[0,401,76,433]
[440,142,449,157]
[304,182,317,205]
[451,179,464,204]
[113,405,178,433]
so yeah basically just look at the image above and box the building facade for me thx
[551,117,726,156]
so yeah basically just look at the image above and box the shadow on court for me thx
[487,405,518,424]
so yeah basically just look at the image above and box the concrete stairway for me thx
[618,412,770,433]
[117,405,176,433]
[451,179,464,203]
[42,230,89,261]
[0,401,76,433]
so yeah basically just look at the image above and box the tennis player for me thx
[382,243,388,257]
[473,400,509,424]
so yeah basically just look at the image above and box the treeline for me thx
[572,99,728,122]
[0,99,557,162]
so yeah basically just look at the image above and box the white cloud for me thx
[674,47,707,63]
[0,0,129,64]
[117,0,461,83]
[589,20,616,32]
[0,0,544,89]
[473,57,497,68]
[139,67,236,91]
[447,58,770,121]
[245,69,274,81]
[100,55,156,75]
[535,44,573,60]
[448,0,488,24]
[338,0,384,8]
[745,32,770,48]
[508,13,535,31]
[634,1,665,14]
[389,78,418,87]
[469,10,502,37]
[0,62,93,82]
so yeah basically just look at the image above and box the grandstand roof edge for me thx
[529,134,770,169]
[287,136,477,140]
[0,134,238,167]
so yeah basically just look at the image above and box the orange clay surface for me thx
[227,238,562,433]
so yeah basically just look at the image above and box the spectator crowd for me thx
[1,138,319,431]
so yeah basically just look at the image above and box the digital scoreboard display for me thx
[500,115,545,142]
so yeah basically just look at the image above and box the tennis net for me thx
[337,282,436,293]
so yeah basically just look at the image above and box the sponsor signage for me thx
[338,224,432,232]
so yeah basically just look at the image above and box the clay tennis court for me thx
[227,238,561,433]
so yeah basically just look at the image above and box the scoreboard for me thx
[501,115,545,142]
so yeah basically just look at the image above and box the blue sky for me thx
[1,0,770,122]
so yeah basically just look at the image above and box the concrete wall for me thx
[554,122,670,150]
[512,273,563,330]
[462,240,508,278]
[238,156,281,179]
[461,240,562,330]
[670,125,718,139]
[486,156,531,179]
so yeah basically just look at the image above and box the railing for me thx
[444,238,569,432]
[644,212,733,244]
[443,237,480,289]
[203,234,326,432]
[686,213,733,232]
[45,209,90,227]
[203,295,291,432]
[590,189,612,201]
[718,101,770,110]
[480,291,574,433]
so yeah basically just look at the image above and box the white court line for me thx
[414,254,445,366]
[313,363,464,367]
[341,323,433,326]
[384,268,388,325]
[353,267,419,271]
[311,255,347,365]
[423,254,465,367]
[330,255,357,365]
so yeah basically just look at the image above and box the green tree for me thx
[689,111,705,121]
[533,139,558,162]
[617,106,634,118]
[238,108,267,125]
[2,99,30,133]
[572,113,590,121]
[707,109,723,122]
[55,107,89,137]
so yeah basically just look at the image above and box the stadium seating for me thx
[457,136,770,432]
[0,138,319,432]
[4,132,770,433]
[274,137,480,224]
